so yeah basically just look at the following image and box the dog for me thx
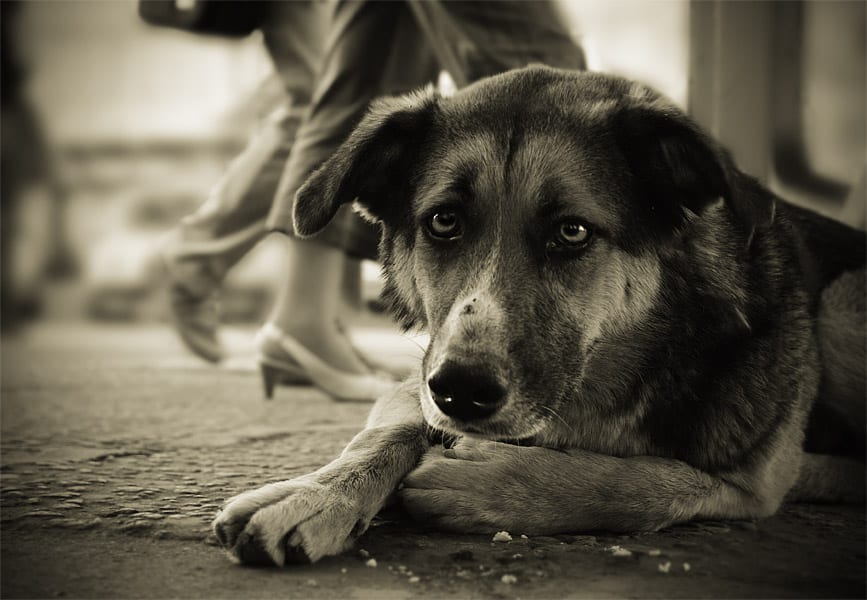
[212,66,866,567]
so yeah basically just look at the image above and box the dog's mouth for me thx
[459,429,538,447]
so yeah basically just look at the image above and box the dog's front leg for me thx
[212,381,429,566]
[401,439,788,534]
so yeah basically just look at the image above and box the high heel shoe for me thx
[256,348,313,399]
[256,323,398,402]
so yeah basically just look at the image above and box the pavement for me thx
[1,322,865,599]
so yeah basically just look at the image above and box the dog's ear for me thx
[614,102,776,241]
[293,87,438,237]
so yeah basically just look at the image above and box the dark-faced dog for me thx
[212,66,866,566]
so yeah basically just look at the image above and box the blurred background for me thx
[1,0,864,334]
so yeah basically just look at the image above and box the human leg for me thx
[162,1,326,362]
[162,108,297,362]
[256,1,437,398]
[265,236,368,375]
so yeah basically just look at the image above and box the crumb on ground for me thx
[492,531,513,543]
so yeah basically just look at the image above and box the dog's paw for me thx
[212,476,368,566]
[400,440,553,532]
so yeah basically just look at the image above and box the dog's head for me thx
[293,67,775,445]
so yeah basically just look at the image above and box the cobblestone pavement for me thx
[2,324,865,598]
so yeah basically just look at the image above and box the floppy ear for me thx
[614,102,776,242]
[293,87,438,237]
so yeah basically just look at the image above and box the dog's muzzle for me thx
[427,360,506,421]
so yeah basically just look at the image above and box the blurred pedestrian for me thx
[2,0,78,331]
[154,1,328,364]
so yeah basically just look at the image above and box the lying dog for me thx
[212,66,866,567]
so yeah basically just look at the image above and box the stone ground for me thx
[1,323,865,599]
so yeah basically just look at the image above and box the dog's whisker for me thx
[540,406,574,435]
[405,337,427,352]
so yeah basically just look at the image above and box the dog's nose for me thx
[427,361,506,421]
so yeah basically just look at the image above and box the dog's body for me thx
[213,67,866,566]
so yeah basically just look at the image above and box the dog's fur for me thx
[212,67,866,566]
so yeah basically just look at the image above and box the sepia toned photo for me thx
[1,1,864,598]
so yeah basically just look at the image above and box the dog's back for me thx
[783,203,866,459]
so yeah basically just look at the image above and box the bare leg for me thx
[340,255,363,315]
[267,236,369,375]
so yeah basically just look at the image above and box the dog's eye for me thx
[549,221,592,250]
[427,211,463,239]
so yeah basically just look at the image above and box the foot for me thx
[212,474,370,566]
[281,320,372,376]
[257,323,398,402]
[163,251,223,363]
